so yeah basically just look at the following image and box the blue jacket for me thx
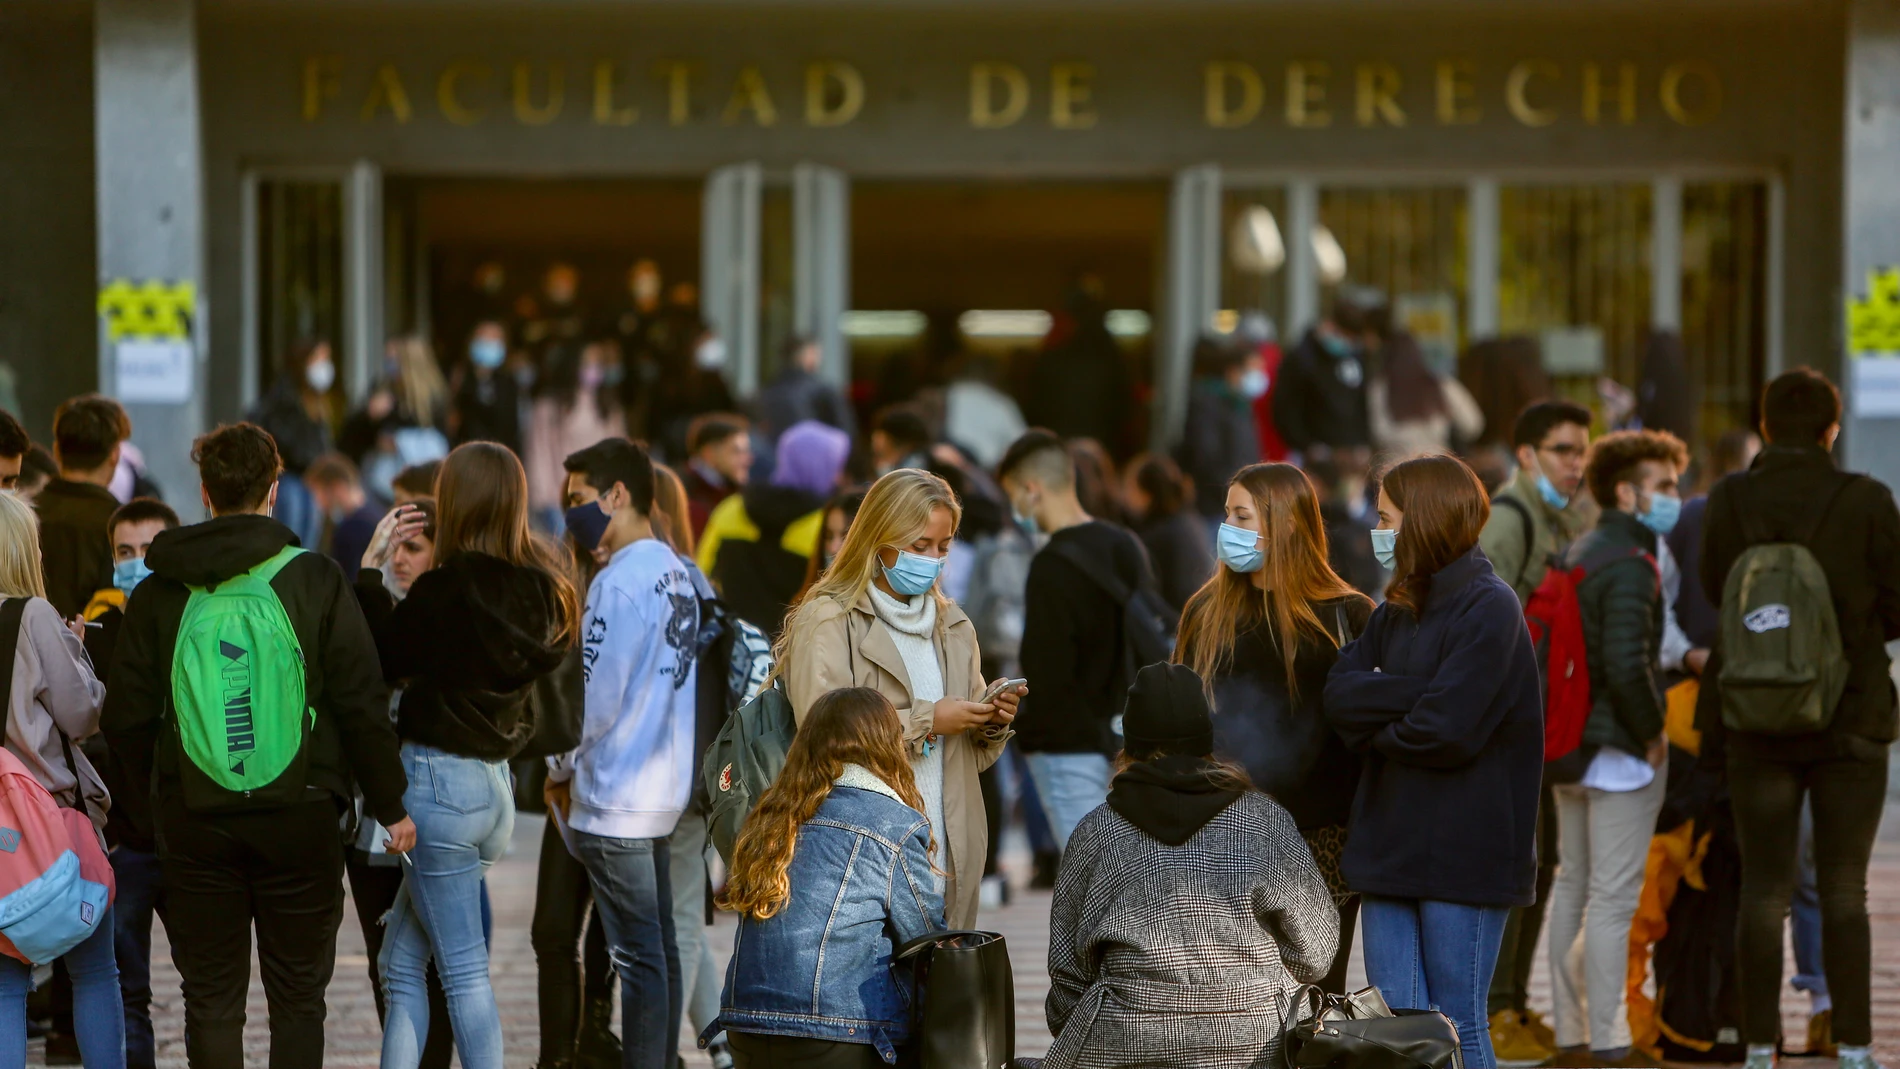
[1323,547,1544,907]
[709,770,945,1061]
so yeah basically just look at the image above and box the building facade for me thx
[4,0,1898,500]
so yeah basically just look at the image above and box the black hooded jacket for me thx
[101,514,409,841]
[355,553,570,760]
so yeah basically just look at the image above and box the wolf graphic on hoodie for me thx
[550,537,700,840]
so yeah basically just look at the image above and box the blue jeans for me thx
[380,744,515,1069]
[1361,896,1510,1069]
[1022,752,1112,849]
[574,831,681,1069]
[112,846,166,1069]
[0,908,123,1069]
[1791,796,1828,1000]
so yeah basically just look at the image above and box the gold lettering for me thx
[722,65,778,126]
[804,61,864,126]
[1285,61,1331,128]
[1204,61,1263,128]
[436,61,489,126]
[1506,60,1559,126]
[1051,62,1097,129]
[1355,62,1405,127]
[360,64,412,124]
[655,61,696,126]
[1660,61,1721,125]
[969,61,1029,128]
[1582,62,1638,125]
[302,56,342,122]
[512,63,564,125]
[1435,60,1479,124]
[593,61,637,125]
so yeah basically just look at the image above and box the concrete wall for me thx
[0,2,96,439]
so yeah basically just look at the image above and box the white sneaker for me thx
[1742,1045,1776,1069]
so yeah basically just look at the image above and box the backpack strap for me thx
[249,545,307,584]
[1492,495,1537,588]
[1730,473,1853,551]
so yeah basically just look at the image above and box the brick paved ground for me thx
[64,799,1900,1067]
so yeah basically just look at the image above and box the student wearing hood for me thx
[696,420,852,638]
[1027,663,1338,1069]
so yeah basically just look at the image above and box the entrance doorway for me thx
[847,181,1167,456]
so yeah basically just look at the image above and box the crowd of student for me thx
[0,304,1894,1069]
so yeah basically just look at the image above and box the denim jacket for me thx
[705,765,945,1061]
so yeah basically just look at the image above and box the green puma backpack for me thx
[170,546,315,810]
[1717,478,1850,736]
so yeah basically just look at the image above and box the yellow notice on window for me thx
[1847,266,1900,357]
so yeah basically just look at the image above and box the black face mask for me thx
[565,501,611,552]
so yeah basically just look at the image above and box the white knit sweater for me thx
[870,586,948,873]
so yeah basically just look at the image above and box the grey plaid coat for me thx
[1029,792,1339,1069]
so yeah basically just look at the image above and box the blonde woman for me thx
[777,467,1022,928]
[346,336,453,500]
[0,493,119,1065]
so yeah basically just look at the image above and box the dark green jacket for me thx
[1566,510,1665,759]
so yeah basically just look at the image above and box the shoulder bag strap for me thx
[1494,494,1536,582]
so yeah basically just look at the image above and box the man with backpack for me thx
[1699,368,1900,1069]
[546,437,697,1069]
[1476,398,1592,1063]
[1000,429,1165,849]
[1544,429,1686,1067]
[101,422,413,1069]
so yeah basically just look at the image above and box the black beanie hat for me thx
[1121,662,1214,758]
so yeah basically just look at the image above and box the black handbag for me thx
[894,929,1015,1069]
[1281,984,1464,1069]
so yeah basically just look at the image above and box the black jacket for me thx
[705,484,824,639]
[452,367,523,455]
[1272,329,1371,453]
[1195,594,1372,832]
[1015,521,1155,755]
[1175,380,1261,517]
[35,478,118,620]
[1666,495,1719,649]
[1568,510,1666,759]
[355,553,570,761]
[1700,445,1900,747]
[1134,510,1215,614]
[1325,547,1544,906]
[246,379,332,476]
[100,515,409,839]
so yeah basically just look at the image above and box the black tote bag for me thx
[1281,984,1464,1069]
[894,929,1015,1069]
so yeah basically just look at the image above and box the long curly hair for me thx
[1174,463,1366,701]
[719,687,929,921]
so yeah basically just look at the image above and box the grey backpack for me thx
[1717,478,1850,736]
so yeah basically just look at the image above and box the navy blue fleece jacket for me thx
[1323,547,1544,907]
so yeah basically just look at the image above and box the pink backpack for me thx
[0,598,114,964]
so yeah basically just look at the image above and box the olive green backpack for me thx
[169,546,316,810]
[1717,478,1850,736]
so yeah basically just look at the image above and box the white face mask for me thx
[694,337,728,371]
[306,359,336,393]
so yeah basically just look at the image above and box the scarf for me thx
[1106,754,1244,846]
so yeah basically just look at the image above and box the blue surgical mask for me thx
[883,550,944,597]
[1237,367,1269,401]
[564,501,611,553]
[1535,471,1571,510]
[1319,332,1360,360]
[1216,522,1264,574]
[1637,492,1682,536]
[112,557,152,595]
[470,338,506,369]
[1012,509,1040,540]
[1371,528,1399,570]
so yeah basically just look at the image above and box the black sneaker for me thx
[44,1031,81,1066]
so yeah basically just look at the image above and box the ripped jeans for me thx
[573,831,681,1069]
[379,744,515,1069]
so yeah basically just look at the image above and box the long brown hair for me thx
[720,687,929,920]
[1113,749,1255,792]
[1380,454,1490,617]
[1174,463,1366,700]
[432,441,581,645]
[651,462,695,556]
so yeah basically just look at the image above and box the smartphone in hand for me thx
[979,677,1027,704]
